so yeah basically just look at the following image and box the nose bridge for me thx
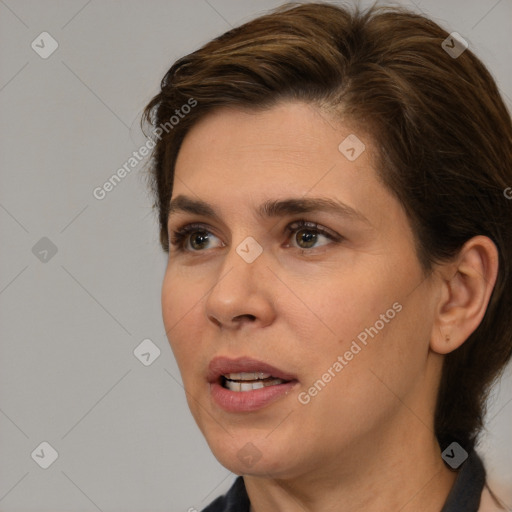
[218,224,267,280]
[205,233,270,326]
[213,234,266,299]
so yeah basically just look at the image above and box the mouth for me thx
[207,356,299,412]
[221,372,290,392]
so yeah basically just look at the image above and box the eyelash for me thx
[169,219,341,253]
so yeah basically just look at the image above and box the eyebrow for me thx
[167,194,370,225]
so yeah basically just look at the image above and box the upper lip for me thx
[207,356,297,383]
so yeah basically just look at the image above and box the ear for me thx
[430,236,499,355]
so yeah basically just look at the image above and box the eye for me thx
[169,219,340,253]
[169,223,224,252]
[285,219,339,250]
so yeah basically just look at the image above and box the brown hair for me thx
[142,2,512,451]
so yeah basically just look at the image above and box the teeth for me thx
[224,378,285,392]
[224,372,272,381]
[226,380,241,392]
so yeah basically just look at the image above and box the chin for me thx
[204,429,298,477]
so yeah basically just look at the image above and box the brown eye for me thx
[287,220,337,251]
[189,231,210,250]
[169,223,223,252]
[295,229,318,249]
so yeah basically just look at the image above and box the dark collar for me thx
[201,450,485,512]
[441,449,486,512]
[201,476,249,512]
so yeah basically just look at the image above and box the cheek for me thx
[326,291,434,424]
[161,270,179,337]
[161,263,205,323]
[161,269,178,328]
[302,267,401,346]
[296,309,425,438]
[161,267,206,372]
[295,256,428,396]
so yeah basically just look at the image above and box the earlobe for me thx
[430,236,499,355]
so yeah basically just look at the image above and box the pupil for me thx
[191,232,208,249]
[297,229,316,248]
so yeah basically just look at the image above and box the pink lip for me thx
[207,356,299,413]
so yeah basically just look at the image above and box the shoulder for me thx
[478,484,509,512]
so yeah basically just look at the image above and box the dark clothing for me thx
[202,477,250,512]
[441,450,486,511]
[201,450,486,512]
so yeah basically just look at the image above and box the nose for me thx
[204,242,276,330]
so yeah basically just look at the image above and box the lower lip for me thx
[210,380,298,412]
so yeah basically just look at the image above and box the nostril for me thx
[207,313,256,327]
[234,314,256,322]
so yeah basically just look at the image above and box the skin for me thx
[161,101,498,512]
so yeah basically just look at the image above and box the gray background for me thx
[0,0,511,510]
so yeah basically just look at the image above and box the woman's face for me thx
[162,101,442,478]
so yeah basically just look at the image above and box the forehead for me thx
[174,101,371,190]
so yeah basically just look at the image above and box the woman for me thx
[142,2,512,510]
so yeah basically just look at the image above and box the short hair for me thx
[142,1,512,451]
